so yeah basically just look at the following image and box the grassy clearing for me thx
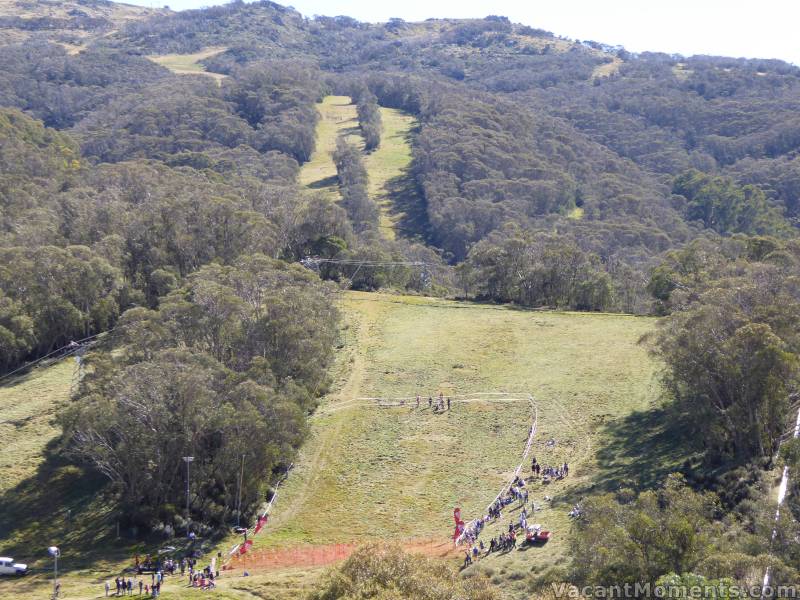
[299,96,416,239]
[148,47,227,84]
[298,95,361,202]
[672,63,694,81]
[0,360,140,600]
[592,57,622,79]
[0,360,73,494]
[246,292,673,598]
[0,293,684,599]
[362,108,416,239]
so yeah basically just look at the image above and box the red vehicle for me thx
[525,525,551,544]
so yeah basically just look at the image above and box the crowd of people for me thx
[459,453,574,568]
[530,457,569,481]
[106,573,162,597]
[459,476,532,567]
[135,555,178,576]
[488,529,518,553]
[189,568,217,590]
[413,392,452,412]
[105,555,215,597]
[378,392,455,412]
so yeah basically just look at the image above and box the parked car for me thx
[0,557,28,576]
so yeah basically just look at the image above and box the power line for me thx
[302,258,436,268]
[0,321,135,385]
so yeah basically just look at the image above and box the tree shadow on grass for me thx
[0,437,136,571]
[384,164,431,242]
[559,402,700,506]
[340,124,361,137]
[306,174,339,190]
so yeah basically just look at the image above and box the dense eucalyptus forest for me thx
[0,0,799,593]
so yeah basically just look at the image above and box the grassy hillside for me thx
[299,95,416,239]
[234,292,673,598]
[0,293,681,599]
[0,0,165,48]
[299,95,360,201]
[0,359,73,494]
[362,108,417,239]
[148,46,227,84]
[0,359,131,599]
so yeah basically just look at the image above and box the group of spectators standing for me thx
[410,392,451,412]
[461,475,531,566]
[106,572,162,597]
[188,564,217,590]
[460,454,572,568]
[531,456,569,481]
[105,555,211,597]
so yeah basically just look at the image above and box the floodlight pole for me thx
[236,453,245,528]
[183,456,194,537]
[48,546,60,600]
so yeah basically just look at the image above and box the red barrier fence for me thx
[224,538,458,572]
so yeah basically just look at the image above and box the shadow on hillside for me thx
[307,174,339,189]
[384,163,431,241]
[559,403,698,506]
[0,437,132,570]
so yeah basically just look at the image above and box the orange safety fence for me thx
[223,538,459,572]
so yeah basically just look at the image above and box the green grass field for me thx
[0,359,73,494]
[298,95,360,202]
[245,292,677,597]
[148,47,227,84]
[0,292,685,600]
[299,96,416,239]
[362,108,416,239]
[0,359,142,600]
[0,293,683,599]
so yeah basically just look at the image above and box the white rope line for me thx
[456,395,537,545]
[357,392,525,401]
[761,405,800,595]
[228,464,293,557]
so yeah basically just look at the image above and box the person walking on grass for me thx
[139,580,143,595]
[428,396,433,408]
[105,581,110,597]
[416,394,420,408]
[447,397,451,410]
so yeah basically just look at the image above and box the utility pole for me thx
[48,546,59,599]
[236,453,245,528]
[183,456,194,537]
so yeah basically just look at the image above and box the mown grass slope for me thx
[299,96,416,239]
[299,95,360,201]
[148,47,227,84]
[0,360,73,494]
[0,293,679,599]
[248,292,674,597]
[362,108,416,239]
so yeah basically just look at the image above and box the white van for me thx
[0,557,28,576]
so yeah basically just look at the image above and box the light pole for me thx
[47,546,59,599]
[183,456,194,537]
[235,453,245,528]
